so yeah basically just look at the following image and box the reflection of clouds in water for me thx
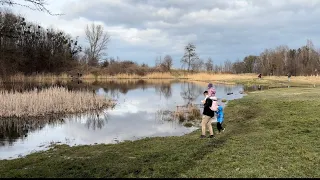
[180,82,204,104]
[63,111,195,144]
[105,87,182,114]
[0,82,244,160]
[111,103,140,115]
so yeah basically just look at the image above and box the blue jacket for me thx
[216,106,224,123]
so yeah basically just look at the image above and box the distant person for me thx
[216,105,225,134]
[258,74,262,80]
[287,73,292,82]
[200,91,215,138]
[207,83,216,97]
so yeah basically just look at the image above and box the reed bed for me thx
[186,73,257,81]
[96,72,178,79]
[7,73,69,82]
[0,87,114,118]
[2,72,320,85]
[173,104,202,122]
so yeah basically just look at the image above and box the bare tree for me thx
[161,55,173,71]
[205,57,213,72]
[191,58,204,72]
[181,43,199,71]
[223,60,233,73]
[0,0,59,15]
[155,56,161,67]
[85,23,110,66]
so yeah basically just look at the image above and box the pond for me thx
[0,80,246,160]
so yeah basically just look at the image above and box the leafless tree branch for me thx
[0,0,62,15]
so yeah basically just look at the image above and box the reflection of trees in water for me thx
[0,81,97,93]
[0,110,111,146]
[214,84,242,94]
[100,80,175,98]
[102,88,120,99]
[99,80,149,95]
[180,82,203,105]
[84,111,109,131]
[222,85,234,94]
[0,80,178,99]
[0,116,65,146]
[154,84,172,99]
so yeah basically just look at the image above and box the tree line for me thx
[180,41,320,76]
[0,10,81,77]
[232,40,320,76]
[1,6,320,77]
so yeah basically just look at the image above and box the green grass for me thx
[1,87,320,178]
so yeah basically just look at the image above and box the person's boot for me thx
[200,135,206,138]
[209,135,215,138]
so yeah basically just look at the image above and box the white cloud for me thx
[5,0,320,66]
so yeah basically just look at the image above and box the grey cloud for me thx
[59,0,320,64]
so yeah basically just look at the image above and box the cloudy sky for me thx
[5,0,320,67]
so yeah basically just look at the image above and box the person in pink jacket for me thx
[207,83,216,97]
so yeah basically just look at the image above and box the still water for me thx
[0,80,246,159]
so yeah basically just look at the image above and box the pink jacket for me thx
[209,96,218,111]
[208,87,216,97]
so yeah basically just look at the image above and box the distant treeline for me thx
[1,10,319,77]
[232,40,320,76]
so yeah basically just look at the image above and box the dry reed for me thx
[186,73,257,81]
[187,105,202,121]
[0,87,114,118]
[173,104,202,122]
[97,72,178,79]
[3,72,320,85]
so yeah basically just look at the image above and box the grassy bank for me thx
[1,87,319,177]
[0,87,114,118]
[2,72,320,86]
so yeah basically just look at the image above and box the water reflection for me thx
[0,80,246,159]
[180,82,203,104]
[155,84,172,99]
[0,116,65,146]
[84,111,109,130]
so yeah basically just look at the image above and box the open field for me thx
[1,87,319,178]
[0,87,114,118]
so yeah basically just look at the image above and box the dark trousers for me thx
[217,122,224,132]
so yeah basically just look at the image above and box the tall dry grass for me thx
[3,72,320,85]
[173,104,202,122]
[6,73,69,83]
[186,73,257,81]
[0,87,114,118]
[94,72,179,79]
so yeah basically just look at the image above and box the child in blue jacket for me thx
[216,105,225,133]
